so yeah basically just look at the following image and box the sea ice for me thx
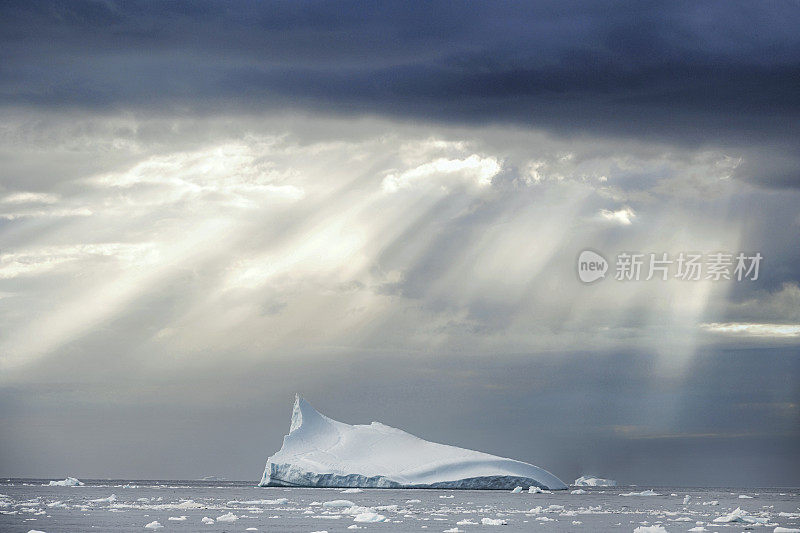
[216,511,238,522]
[322,500,355,508]
[353,511,386,522]
[712,507,769,524]
[260,395,567,490]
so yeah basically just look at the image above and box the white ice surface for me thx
[47,477,83,487]
[574,475,617,486]
[260,394,567,490]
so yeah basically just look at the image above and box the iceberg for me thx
[47,477,84,487]
[573,475,616,487]
[259,395,567,490]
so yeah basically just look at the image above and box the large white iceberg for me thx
[259,395,567,490]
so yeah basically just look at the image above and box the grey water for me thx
[1,479,798,532]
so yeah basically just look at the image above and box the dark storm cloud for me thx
[2,1,800,161]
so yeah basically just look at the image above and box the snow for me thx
[143,521,163,529]
[574,475,616,487]
[47,477,83,487]
[260,394,567,490]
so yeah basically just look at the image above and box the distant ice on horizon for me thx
[574,475,617,487]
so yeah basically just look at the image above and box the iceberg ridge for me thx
[260,394,567,490]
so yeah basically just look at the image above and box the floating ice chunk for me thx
[228,498,288,505]
[572,520,583,525]
[687,528,707,532]
[481,517,508,525]
[168,516,187,521]
[27,530,47,533]
[201,517,214,524]
[353,511,386,522]
[439,495,454,498]
[89,495,116,503]
[574,475,616,487]
[444,528,463,532]
[571,489,587,495]
[739,494,753,498]
[620,490,660,496]
[774,528,800,532]
[511,486,523,493]
[245,529,258,531]
[341,488,363,493]
[701,500,718,506]
[682,495,690,504]
[405,499,421,503]
[260,395,566,490]
[143,521,163,529]
[529,486,551,494]
[712,507,769,524]
[322,500,355,508]
[47,477,83,487]
[633,527,667,533]
[457,519,478,525]
[347,526,361,530]
[216,512,238,522]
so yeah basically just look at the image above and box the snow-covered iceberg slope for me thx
[260,395,567,490]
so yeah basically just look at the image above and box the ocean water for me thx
[1,479,798,532]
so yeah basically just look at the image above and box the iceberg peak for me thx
[290,394,329,433]
[262,395,567,490]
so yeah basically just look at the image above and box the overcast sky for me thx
[1,1,798,487]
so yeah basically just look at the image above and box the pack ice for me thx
[260,395,567,490]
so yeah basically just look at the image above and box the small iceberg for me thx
[573,475,616,487]
[48,477,84,487]
[259,394,567,490]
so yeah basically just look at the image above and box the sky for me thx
[0,1,798,487]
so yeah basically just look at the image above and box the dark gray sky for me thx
[0,1,798,487]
